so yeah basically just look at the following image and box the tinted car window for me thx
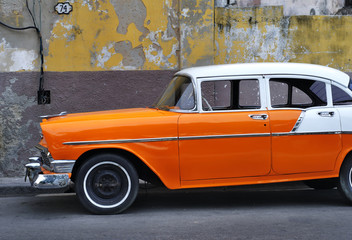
[201,79,260,111]
[332,85,352,105]
[270,78,327,108]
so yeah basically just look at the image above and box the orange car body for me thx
[39,107,348,190]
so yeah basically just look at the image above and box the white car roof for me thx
[176,63,350,87]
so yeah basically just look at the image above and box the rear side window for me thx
[269,78,327,108]
[332,85,352,105]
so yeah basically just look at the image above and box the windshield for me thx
[153,75,195,111]
[349,78,352,91]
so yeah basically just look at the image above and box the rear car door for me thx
[267,76,342,174]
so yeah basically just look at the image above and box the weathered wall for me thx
[215,0,345,16]
[1,1,352,177]
[215,6,352,71]
[180,0,214,67]
[46,0,179,71]
[0,70,175,177]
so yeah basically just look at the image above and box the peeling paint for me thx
[180,0,214,68]
[1,1,352,72]
[45,0,179,71]
[0,38,38,71]
[214,6,352,70]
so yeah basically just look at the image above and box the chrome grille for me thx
[35,144,52,168]
[40,151,51,166]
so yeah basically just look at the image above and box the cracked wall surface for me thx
[180,0,214,67]
[45,0,179,71]
[215,6,352,71]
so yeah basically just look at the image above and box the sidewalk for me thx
[0,177,68,196]
[0,177,310,197]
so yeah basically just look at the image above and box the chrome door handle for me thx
[249,114,268,120]
[318,111,334,117]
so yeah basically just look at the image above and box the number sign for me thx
[55,2,73,15]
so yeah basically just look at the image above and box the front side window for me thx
[269,78,327,108]
[201,79,260,111]
[153,76,195,111]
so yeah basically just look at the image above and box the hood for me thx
[40,108,180,151]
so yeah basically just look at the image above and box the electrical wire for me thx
[0,0,46,103]
[0,21,37,31]
[25,0,45,92]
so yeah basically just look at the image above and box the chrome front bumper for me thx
[25,157,71,189]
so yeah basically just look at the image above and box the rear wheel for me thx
[338,156,352,204]
[75,154,139,214]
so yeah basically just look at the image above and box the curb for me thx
[0,177,68,196]
[0,177,311,197]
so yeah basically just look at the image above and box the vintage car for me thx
[25,62,352,214]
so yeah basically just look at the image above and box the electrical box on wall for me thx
[38,90,51,104]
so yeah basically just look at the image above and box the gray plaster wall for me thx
[0,70,175,177]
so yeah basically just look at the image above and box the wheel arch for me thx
[339,150,352,174]
[71,148,164,186]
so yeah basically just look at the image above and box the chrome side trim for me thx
[63,133,271,145]
[63,137,179,145]
[51,160,75,173]
[179,133,271,140]
[291,111,305,132]
[272,131,341,137]
[63,131,351,146]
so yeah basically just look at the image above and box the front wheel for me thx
[75,154,139,214]
[338,156,352,204]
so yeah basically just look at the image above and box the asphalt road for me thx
[1,185,352,240]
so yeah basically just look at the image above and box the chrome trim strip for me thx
[291,111,305,132]
[272,131,341,137]
[179,133,271,140]
[63,137,179,145]
[63,131,351,146]
[63,133,271,145]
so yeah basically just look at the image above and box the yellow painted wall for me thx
[215,6,352,71]
[2,1,352,72]
[45,0,179,71]
[179,0,214,68]
[289,16,352,71]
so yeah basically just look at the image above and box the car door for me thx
[178,77,271,181]
[331,82,352,150]
[267,76,342,174]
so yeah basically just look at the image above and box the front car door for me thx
[179,76,271,182]
[267,75,342,174]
